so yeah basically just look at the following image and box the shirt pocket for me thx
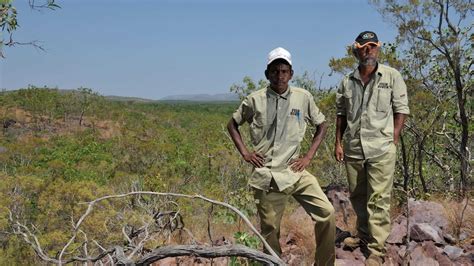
[343,90,353,117]
[286,114,303,142]
[250,114,265,145]
[376,88,392,112]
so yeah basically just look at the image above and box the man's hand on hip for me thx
[243,152,265,168]
[289,157,311,172]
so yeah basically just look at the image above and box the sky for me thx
[0,0,399,100]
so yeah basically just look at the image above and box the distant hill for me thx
[160,93,238,102]
[1,88,239,103]
[105,95,158,103]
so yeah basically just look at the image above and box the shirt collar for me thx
[267,86,291,100]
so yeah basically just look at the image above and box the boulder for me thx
[336,258,364,266]
[408,199,449,230]
[336,247,365,262]
[443,245,464,260]
[422,241,452,266]
[398,245,407,259]
[443,233,457,244]
[387,216,407,244]
[410,223,445,244]
[454,253,474,265]
[385,244,402,265]
[406,241,418,252]
[409,245,439,266]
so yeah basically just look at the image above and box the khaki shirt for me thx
[336,64,410,159]
[232,86,325,191]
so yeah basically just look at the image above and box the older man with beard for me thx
[334,31,410,266]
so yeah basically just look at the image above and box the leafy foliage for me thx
[231,232,261,266]
[230,76,269,100]
[369,0,472,195]
[1,2,471,262]
[0,0,60,58]
[0,87,264,263]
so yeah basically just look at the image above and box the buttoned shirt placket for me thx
[268,91,288,169]
[355,72,379,159]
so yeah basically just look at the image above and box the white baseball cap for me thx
[267,47,292,66]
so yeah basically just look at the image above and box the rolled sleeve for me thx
[336,80,347,116]
[232,97,253,125]
[392,72,410,114]
[306,94,325,126]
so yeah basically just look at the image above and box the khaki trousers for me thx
[345,144,396,256]
[253,171,336,266]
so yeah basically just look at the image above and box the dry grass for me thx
[440,197,474,244]
[2,107,121,140]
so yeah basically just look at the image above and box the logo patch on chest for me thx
[378,82,390,89]
[290,108,300,116]
[290,108,301,120]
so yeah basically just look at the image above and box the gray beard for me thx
[359,57,377,66]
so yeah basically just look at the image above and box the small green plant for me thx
[230,231,261,266]
[234,231,260,249]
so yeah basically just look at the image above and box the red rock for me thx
[409,245,439,265]
[410,223,445,243]
[387,217,407,244]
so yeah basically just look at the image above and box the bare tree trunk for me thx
[400,135,410,191]
[417,141,428,193]
[79,109,85,126]
[456,85,469,196]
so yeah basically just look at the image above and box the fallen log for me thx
[136,244,285,265]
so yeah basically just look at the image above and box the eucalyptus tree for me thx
[370,0,472,195]
[0,0,60,58]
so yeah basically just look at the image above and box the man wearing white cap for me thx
[228,47,336,265]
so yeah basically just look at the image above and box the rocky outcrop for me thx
[335,198,473,265]
[225,187,472,266]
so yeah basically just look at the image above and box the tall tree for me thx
[370,0,472,195]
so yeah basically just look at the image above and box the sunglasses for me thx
[353,41,381,49]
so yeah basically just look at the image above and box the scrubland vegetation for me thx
[0,81,471,264]
[0,0,471,264]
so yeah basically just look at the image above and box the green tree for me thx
[75,87,102,126]
[229,76,268,100]
[370,0,472,195]
[15,86,61,129]
[292,71,318,94]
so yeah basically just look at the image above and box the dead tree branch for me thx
[11,191,283,265]
[137,244,283,265]
[64,192,279,260]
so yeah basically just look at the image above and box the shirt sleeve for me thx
[336,79,347,116]
[392,71,410,114]
[306,93,325,126]
[232,96,254,125]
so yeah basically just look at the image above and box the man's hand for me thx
[334,144,344,162]
[243,152,265,168]
[289,156,311,172]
